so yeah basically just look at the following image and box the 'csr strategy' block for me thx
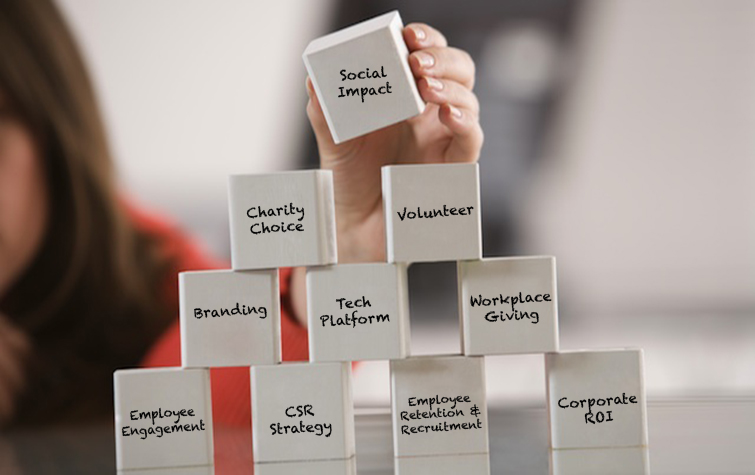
[458,256,559,355]
[114,368,213,471]
[228,171,337,270]
[546,349,648,450]
[303,10,424,143]
[180,269,280,368]
[383,163,482,263]
[391,355,489,458]
[251,362,355,463]
[307,263,410,362]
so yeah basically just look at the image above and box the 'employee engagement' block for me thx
[391,355,489,459]
[458,256,559,355]
[303,10,424,143]
[114,368,214,471]
[307,263,410,362]
[382,163,482,263]
[251,362,355,463]
[180,269,280,368]
[228,171,337,270]
[546,349,648,451]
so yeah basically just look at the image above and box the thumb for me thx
[305,77,340,159]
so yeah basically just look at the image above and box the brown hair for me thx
[0,0,173,424]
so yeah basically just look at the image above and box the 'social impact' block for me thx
[395,453,490,475]
[180,269,280,368]
[546,349,648,450]
[303,11,424,143]
[458,256,559,355]
[551,446,650,475]
[228,171,337,270]
[251,362,355,463]
[391,355,489,458]
[114,368,213,471]
[307,263,410,362]
[382,163,482,263]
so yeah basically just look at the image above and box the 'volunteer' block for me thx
[546,349,648,450]
[391,355,489,458]
[303,10,424,144]
[382,163,482,263]
[458,256,559,355]
[251,362,355,463]
[180,269,280,368]
[307,263,410,362]
[228,171,337,270]
[114,368,213,471]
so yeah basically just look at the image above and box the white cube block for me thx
[254,457,356,475]
[228,171,337,270]
[382,164,482,263]
[117,467,214,475]
[114,368,213,471]
[303,11,424,144]
[391,355,489,458]
[395,453,490,475]
[551,446,650,475]
[307,263,410,362]
[546,349,648,450]
[251,362,355,463]
[180,269,280,368]
[458,256,559,355]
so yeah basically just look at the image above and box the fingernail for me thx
[415,52,435,69]
[306,78,314,95]
[412,26,426,41]
[449,104,463,119]
[426,77,444,91]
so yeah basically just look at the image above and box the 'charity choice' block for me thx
[382,163,482,263]
[307,262,410,362]
[303,11,424,143]
[228,170,337,270]
[251,362,355,463]
[179,269,280,368]
[390,355,489,458]
[114,368,214,471]
[458,256,559,355]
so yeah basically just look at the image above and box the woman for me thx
[0,0,482,427]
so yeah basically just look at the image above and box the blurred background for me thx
[56,0,754,408]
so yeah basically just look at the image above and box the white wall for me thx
[56,0,334,255]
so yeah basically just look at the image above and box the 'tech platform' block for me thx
[382,163,482,263]
[546,349,648,450]
[551,446,650,475]
[228,171,337,270]
[458,256,559,355]
[307,263,410,362]
[303,11,424,144]
[180,269,280,368]
[391,355,489,458]
[251,362,355,463]
[114,368,213,471]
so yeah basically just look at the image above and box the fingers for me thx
[417,77,479,116]
[305,77,338,153]
[404,23,447,51]
[410,47,475,89]
[438,103,484,164]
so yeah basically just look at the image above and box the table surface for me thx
[0,398,752,474]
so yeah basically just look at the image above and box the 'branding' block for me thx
[303,10,424,143]
[228,171,337,270]
[458,256,559,355]
[251,362,355,463]
[382,163,482,263]
[180,269,280,368]
[114,368,213,471]
[307,263,410,362]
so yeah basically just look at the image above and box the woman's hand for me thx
[290,23,482,326]
[306,22,483,264]
[0,313,30,426]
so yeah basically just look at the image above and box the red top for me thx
[132,204,310,428]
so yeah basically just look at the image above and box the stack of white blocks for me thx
[113,10,649,475]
